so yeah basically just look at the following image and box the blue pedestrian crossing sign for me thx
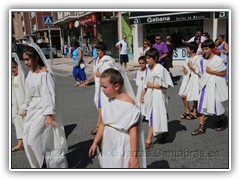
[43,16,54,26]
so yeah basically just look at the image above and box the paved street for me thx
[11,62,229,169]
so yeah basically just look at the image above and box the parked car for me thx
[37,43,57,58]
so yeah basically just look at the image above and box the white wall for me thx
[132,24,144,62]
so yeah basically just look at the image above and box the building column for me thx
[213,13,218,41]
[132,24,143,62]
[118,12,123,40]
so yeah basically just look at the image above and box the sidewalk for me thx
[47,56,184,80]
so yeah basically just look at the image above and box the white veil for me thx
[28,43,54,76]
[12,52,25,85]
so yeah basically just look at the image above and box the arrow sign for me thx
[43,16,54,26]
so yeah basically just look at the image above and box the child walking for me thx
[179,42,201,120]
[141,48,173,149]
[84,41,115,135]
[89,68,146,168]
[192,39,228,135]
[21,43,68,168]
[134,56,147,118]
[11,52,25,152]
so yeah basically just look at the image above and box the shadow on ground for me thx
[147,160,170,169]
[66,139,94,168]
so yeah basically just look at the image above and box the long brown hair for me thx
[23,45,45,72]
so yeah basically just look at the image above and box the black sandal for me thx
[192,125,205,136]
[186,114,197,120]
[181,112,190,119]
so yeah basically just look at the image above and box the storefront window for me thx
[144,20,203,48]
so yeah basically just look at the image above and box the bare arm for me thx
[128,124,140,168]
[206,67,226,77]
[88,120,104,157]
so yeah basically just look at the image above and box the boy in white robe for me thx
[141,48,173,149]
[179,42,201,120]
[11,52,25,152]
[192,39,228,135]
[84,41,115,135]
[89,68,146,168]
[134,56,147,117]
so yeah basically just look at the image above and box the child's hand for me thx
[45,115,58,127]
[89,143,97,157]
[183,69,188,75]
[206,66,214,74]
[128,157,140,168]
[21,110,27,117]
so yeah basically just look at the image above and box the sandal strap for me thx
[192,125,205,135]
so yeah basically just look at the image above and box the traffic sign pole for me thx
[48,26,53,65]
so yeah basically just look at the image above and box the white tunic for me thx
[144,64,173,136]
[93,55,115,109]
[134,69,146,116]
[99,98,146,168]
[12,75,25,139]
[22,70,68,168]
[198,55,228,115]
[178,55,201,101]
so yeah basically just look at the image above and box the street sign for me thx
[43,16,54,26]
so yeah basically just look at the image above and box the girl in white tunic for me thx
[84,41,115,135]
[21,43,68,168]
[192,39,228,136]
[11,52,25,152]
[179,42,201,120]
[141,48,173,149]
[134,56,147,117]
[89,68,146,168]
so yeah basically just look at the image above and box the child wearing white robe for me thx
[179,42,201,120]
[84,41,115,135]
[11,52,25,152]
[134,56,147,117]
[21,44,68,168]
[89,68,146,168]
[192,39,228,136]
[141,48,173,149]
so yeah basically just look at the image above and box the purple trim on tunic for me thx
[134,72,137,80]
[98,92,101,108]
[200,59,204,75]
[198,86,206,113]
[150,109,153,127]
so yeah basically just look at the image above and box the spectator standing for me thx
[152,35,169,68]
[115,35,129,69]
[140,39,151,56]
[165,35,176,82]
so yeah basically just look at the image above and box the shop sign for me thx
[130,12,211,24]
[173,47,190,60]
[79,14,96,26]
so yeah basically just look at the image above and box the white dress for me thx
[134,69,146,116]
[12,75,25,139]
[197,55,228,115]
[144,64,173,136]
[93,55,115,109]
[99,98,146,168]
[22,70,68,168]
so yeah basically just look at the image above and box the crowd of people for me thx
[11,30,229,169]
